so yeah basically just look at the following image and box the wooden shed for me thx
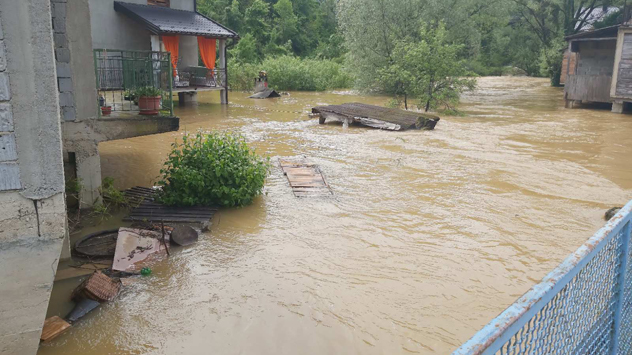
[564,23,632,113]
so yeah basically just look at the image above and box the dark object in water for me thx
[170,225,199,246]
[71,271,121,303]
[66,298,100,323]
[605,207,623,221]
[73,229,119,258]
[249,88,281,99]
[312,102,440,131]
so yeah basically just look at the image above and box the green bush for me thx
[227,56,353,91]
[157,132,271,207]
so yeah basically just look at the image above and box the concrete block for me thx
[0,103,13,132]
[52,2,66,19]
[53,33,67,48]
[0,162,20,190]
[0,41,6,72]
[62,106,76,121]
[55,48,70,63]
[52,16,66,33]
[58,77,73,92]
[0,134,17,161]
[0,73,10,101]
[55,62,71,78]
[58,92,74,107]
[612,101,624,114]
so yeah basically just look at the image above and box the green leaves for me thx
[156,131,271,208]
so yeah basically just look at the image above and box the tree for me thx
[273,0,299,45]
[378,24,476,112]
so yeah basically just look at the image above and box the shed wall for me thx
[615,33,632,98]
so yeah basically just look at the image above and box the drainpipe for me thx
[194,0,197,12]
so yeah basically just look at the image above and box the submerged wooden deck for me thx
[279,160,333,198]
[312,103,440,131]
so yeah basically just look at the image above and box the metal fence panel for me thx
[453,201,632,355]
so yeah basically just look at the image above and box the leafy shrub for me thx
[157,132,271,207]
[135,86,162,97]
[227,56,353,91]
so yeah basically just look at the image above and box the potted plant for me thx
[101,105,112,116]
[135,86,162,115]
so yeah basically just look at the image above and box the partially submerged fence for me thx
[454,201,632,355]
[93,49,173,117]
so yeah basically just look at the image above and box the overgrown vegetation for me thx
[157,132,271,207]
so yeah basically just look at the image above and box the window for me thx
[148,0,170,7]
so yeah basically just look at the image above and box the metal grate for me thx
[454,201,632,355]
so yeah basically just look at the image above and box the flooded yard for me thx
[40,77,632,354]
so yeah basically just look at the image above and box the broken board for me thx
[279,159,332,198]
[112,228,169,272]
[40,316,71,342]
[312,102,440,131]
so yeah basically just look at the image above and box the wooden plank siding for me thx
[615,33,632,98]
[561,51,577,85]
[565,75,613,103]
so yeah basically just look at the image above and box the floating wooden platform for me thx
[123,187,218,230]
[280,160,333,197]
[312,103,440,131]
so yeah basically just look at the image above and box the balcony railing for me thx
[94,49,173,117]
[453,200,632,355]
[174,67,226,90]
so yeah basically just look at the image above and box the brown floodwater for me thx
[39,77,632,354]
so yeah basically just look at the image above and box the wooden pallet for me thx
[40,316,71,342]
[279,159,333,198]
[122,187,218,229]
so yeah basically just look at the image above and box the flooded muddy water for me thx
[40,77,632,354]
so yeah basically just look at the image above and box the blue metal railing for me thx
[454,200,632,355]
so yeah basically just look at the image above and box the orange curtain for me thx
[162,35,179,76]
[197,36,216,70]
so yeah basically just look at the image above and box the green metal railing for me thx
[93,49,173,117]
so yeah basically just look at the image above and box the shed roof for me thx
[565,25,619,41]
[114,1,238,38]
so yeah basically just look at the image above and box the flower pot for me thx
[138,96,161,115]
[101,106,112,116]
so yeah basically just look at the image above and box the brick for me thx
[55,48,70,63]
[58,92,74,107]
[0,133,17,161]
[55,62,71,78]
[58,78,73,92]
[0,103,13,132]
[0,162,20,191]
[62,107,76,121]
[0,73,10,101]
[53,16,66,33]
[53,34,67,48]
[0,41,5,72]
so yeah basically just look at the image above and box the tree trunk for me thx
[404,93,408,110]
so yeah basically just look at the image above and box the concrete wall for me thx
[0,0,68,354]
[179,35,198,69]
[576,40,617,76]
[89,0,194,51]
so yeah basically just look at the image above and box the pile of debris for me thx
[40,224,199,343]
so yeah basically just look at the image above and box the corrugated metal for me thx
[114,1,238,38]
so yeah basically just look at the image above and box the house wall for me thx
[576,40,616,76]
[89,0,195,51]
[0,0,68,354]
[614,32,632,98]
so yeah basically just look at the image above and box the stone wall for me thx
[0,0,68,354]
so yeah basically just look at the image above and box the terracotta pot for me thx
[138,96,161,115]
[101,106,112,116]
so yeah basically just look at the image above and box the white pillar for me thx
[219,39,228,104]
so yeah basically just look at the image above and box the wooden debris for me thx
[112,228,170,272]
[279,159,333,198]
[248,88,281,99]
[71,271,121,302]
[123,187,217,230]
[40,316,71,342]
[312,102,440,131]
